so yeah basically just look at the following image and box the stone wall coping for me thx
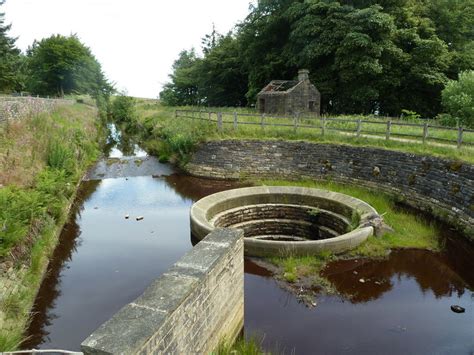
[81,228,244,355]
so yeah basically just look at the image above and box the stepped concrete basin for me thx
[190,186,381,257]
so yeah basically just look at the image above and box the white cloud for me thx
[4,0,252,98]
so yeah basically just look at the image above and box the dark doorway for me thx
[259,99,265,113]
[309,101,315,112]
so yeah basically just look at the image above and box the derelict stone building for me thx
[257,69,321,116]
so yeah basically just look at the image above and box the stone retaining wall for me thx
[0,96,75,122]
[186,140,474,238]
[81,229,244,354]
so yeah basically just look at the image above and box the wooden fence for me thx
[175,109,474,149]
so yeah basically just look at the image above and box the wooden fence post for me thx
[294,114,299,133]
[217,112,223,132]
[233,112,238,131]
[422,122,428,144]
[321,116,326,137]
[357,119,362,138]
[208,111,211,121]
[386,120,392,140]
[175,110,178,119]
[261,113,265,129]
[457,126,464,149]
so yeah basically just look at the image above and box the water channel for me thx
[23,126,474,354]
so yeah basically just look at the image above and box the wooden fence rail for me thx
[175,110,474,149]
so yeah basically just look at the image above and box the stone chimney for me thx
[298,69,309,81]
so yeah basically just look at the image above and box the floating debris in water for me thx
[94,206,98,210]
[136,216,144,221]
[451,305,465,313]
[359,278,366,283]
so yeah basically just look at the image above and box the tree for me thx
[201,23,222,55]
[0,0,22,93]
[160,49,200,106]
[26,34,111,97]
[161,0,473,117]
[196,34,248,106]
[441,70,474,128]
[238,0,296,103]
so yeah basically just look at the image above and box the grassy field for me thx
[0,103,102,350]
[131,100,474,164]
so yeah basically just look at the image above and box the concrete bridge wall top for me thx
[81,229,244,354]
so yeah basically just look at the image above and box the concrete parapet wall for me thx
[185,140,474,239]
[81,229,244,354]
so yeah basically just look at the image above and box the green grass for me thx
[213,337,264,355]
[128,102,474,164]
[0,102,102,351]
[271,252,333,287]
[260,179,441,288]
[262,179,440,255]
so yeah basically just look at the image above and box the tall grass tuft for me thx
[46,140,73,173]
[214,337,265,355]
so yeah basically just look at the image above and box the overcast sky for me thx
[4,0,252,98]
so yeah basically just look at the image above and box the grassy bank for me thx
[214,337,263,355]
[130,100,474,164]
[0,103,102,350]
[260,179,441,287]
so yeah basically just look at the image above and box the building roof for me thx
[259,80,300,95]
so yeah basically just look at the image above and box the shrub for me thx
[441,70,474,128]
[111,95,136,123]
[437,113,458,127]
[400,109,421,121]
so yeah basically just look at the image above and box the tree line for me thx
[160,0,474,120]
[0,1,112,103]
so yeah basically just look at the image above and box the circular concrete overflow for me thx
[190,186,381,257]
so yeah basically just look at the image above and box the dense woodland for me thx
[1,0,473,123]
[160,0,474,119]
[0,1,112,101]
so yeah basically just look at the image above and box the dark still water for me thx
[245,238,474,354]
[23,127,474,354]
[23,170,240,349]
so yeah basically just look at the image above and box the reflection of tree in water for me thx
[103,122,139,157]
[322,247,472,304]
[115,132,137,156]
[22,180,101,349]
[164,174,246,202]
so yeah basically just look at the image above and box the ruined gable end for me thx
[256,69,321,116]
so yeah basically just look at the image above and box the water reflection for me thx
[244,235,474,354]
[165,174,245,201]
[322,248,469,304]
[23,180,101,348]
